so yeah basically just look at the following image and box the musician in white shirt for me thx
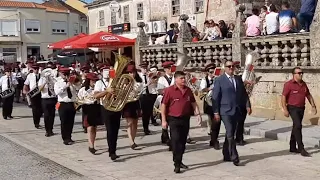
[138,62,159,135]
[38,66,57,137]
[78,73,101,154]
[93,66,121,161]
[54,67,77,145]
[0,67,18,119]
[79,65,91,133]
[24,64,43,128]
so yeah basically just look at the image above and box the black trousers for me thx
[235,109,247,142]
[287,105,305,151]
[31,94,43,126]
[221,110,240,162]
[58,102,76,141]
[210,114,221,143]
[2,94,14,118]
[15,88,21,102]
[140,94,157,131]
[42,98,57,133]
[101,106,121,156]
[168,116,190,166]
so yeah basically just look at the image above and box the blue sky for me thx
[19,0,93,3]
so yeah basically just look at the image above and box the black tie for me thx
[144,74,150,94]
[36,74,39,82]
[7,77,10,89]
[65,81,72,98]
[168,77,172,85]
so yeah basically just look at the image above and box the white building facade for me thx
[0,2,88,63]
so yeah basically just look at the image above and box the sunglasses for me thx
[208,71,215,74]
[295,72,304,75]
[225,65,234,68]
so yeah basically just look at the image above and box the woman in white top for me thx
[122,64,143,150]
[202,20,222,41]
[78,73,101,154]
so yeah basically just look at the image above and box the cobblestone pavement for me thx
[0,135,87,180]
[0,104,320,180]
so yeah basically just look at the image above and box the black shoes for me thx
[290,148,311,157]
[236,140,246,146]
[209,141,220,150]
[63,139,75,145]
[131,143,138,150]
[35,124,41,129]
[144,130,151,135]
[89,147,97,154]
[174,166,181,173]
[3,116,13,120]
[186,138,196,144]
[110,154,120,161]
[45,132,54,137]
[233,159,240,166]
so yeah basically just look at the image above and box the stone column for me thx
[134,22,149,65]
[232,4,246,65]
[177,14,192,56]
[310,2,320,66]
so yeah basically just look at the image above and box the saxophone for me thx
[101,54,135,112]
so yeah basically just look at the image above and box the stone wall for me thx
[136,2,320,125]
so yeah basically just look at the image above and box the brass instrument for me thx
[74,89,97,110]
[101,54,135,112]
[40,68,56,96]
[1,76,15,98]
[242,53,261,97]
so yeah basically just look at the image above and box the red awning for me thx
[48,33,87,49]
[63,31,135,49]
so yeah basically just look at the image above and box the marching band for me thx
[0,53,259,173]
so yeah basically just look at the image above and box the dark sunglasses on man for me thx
[295,72,304,75]
[225,65,234,68]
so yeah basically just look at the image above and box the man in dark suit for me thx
[212,60,251,166]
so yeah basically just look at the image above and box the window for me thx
[1,20,18,36]
[99,10,105,26]
[2,48,17,57]
[51,21,67,34]
[195,0,204,13]
[137,3,143,20]
[80,25,83,33]
[171,0,180,16]
[124,5,129,23]
[74,23,79,35]
[25,20,40,33]
[111,12,116,25]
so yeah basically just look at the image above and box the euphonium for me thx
[101,54,135,112]
[74,93,96,110]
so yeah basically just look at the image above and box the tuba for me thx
[242,53,260,97]
[101,54,135,112]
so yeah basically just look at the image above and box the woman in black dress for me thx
[122,64,143,149]
[78,73,101,154]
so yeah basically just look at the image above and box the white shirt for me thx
[38,77,56,99]
[0,75,18,91]
[78,87,96,104]
[94,79,109,105]
[24,73,40,90]
[54,78,77,102]
[138,72,157,94]
[225,73,236,90]
[157,74,175,90]
[199,76,215,91]
[266,12,279,34]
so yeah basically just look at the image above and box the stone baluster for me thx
[300,39,310,66]
[135,22,149,66]
[232,4,246,64]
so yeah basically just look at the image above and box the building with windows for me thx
[0,0,88,63]
[86,0,239,37]
[65,0,89,14]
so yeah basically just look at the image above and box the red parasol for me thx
[48,33,87,49]
[63,31,135,49]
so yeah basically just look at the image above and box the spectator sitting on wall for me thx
[227,23,235,38]
[279,2,297,33]
[266,4,279,35]
[166,23,176,43]
[259,6,268,35]
[202,20,222,41]
[218,20,229,38]
[298,0,317,32]
[245,8,261,37]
